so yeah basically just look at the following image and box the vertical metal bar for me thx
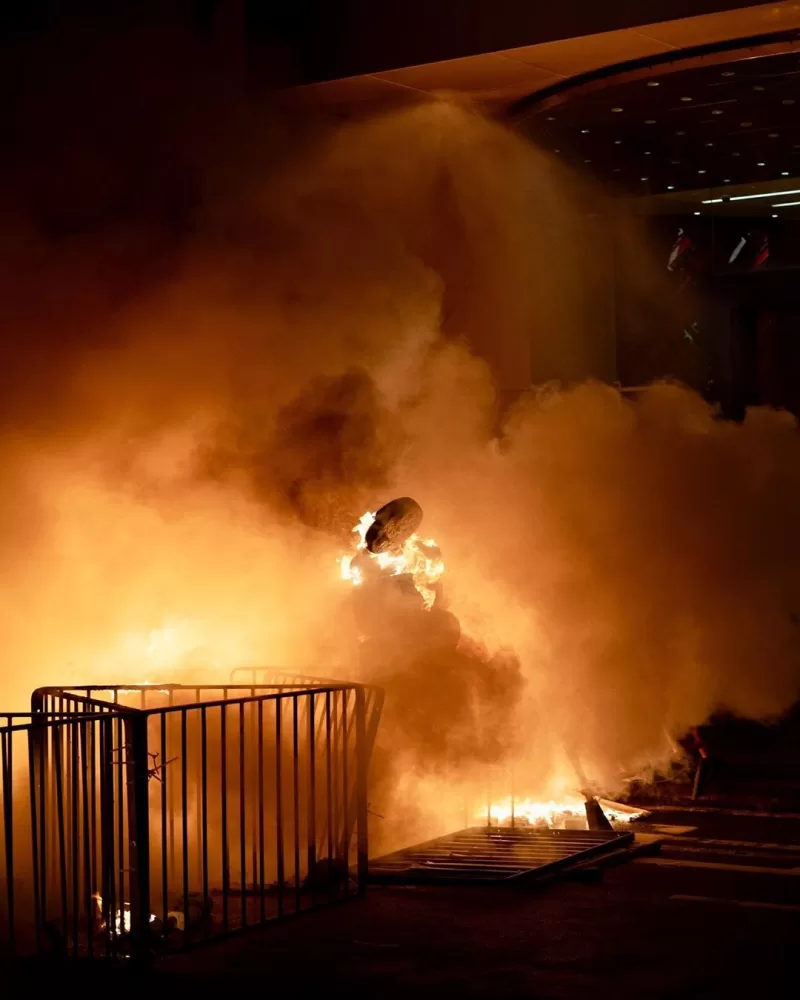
[80,721,93,956]
[201,707,209,937]
[307,692,316,907]
[325,692,332,881]
[160,711,168,935]
[292,696,300,913]
[355,687,368,894]
[38,722,48,933]
[71,719,79,956]
[1,728,14,954]
[89,715,98,942]
[332,691,340,880]
[28,725,42,952]
[257,699,265,924]
[341,690,348,894]
[99,716,115,957]
[239,701,246,928]
[115,714,124,938]
[52,722,68,946]
[220,704,229,932]
[181,710,189,941]
[275,698,284,918]
[125,712,151,961]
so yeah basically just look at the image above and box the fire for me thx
[482,796,646,829]
[339,510,445,608]
[93,894,156,936]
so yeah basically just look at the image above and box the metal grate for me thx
[369,826,634,885]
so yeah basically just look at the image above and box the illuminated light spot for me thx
[782,171,790,176]
[740,122,752,127]
[694,211,701,215]
[554,149,560,153]
[647,81,660,87]
[773,213,778,218]
[614,139,622,144]
[698,169,707,174]
[732,152,741,157]
[667,185,675,190]
[671,160,681,165]
[611,107,623,112]
[769,133,780,138]
[675,130,686,135]
[753,85,765,91]
[584,158,592,163]
[581,128,590,133]
[712,110,724,115]
[644,151,651,155]
[645,119,656,124]
[724,178,731,183]
[640,176,649,181]
[546,116,556,121]
[758,162,766,167]
[705,142,714,147]
[681,96,692,102]
[721,71,735,77]
[783,99,795,105]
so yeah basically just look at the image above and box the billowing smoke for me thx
[2,15,800,847]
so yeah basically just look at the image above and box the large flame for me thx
[481,796,645,828]
[339,510,445,608]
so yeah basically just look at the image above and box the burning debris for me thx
[340,498,444,609]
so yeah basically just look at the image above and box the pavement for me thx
[115,807,800,996]
[9,805,800,997]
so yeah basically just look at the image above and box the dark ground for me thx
[9,804,800,999]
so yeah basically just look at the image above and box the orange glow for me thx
[339,509,445,608]
[481,796,646,828]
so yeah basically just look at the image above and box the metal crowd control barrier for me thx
[1,676,379,962]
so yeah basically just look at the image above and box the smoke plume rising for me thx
[2,17,800,845]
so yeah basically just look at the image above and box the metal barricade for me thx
[1,676,378,961]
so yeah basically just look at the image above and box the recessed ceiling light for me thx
[581,129,590,133]
[647,81,660,87]
[611,107,623,112]
[782,171,790,176]
[698,169,707,174]
[667,185,675,190]
[721,71,735,77]
[640,177,649,181]
[740,122,752,127]
[694,211,701,215]
[681,97,692,102]
[712,110,724,116]
[783,99,795,105]
[773,213,778,218]
[758,162,766,167]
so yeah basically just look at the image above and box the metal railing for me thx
[1,676,378,961]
